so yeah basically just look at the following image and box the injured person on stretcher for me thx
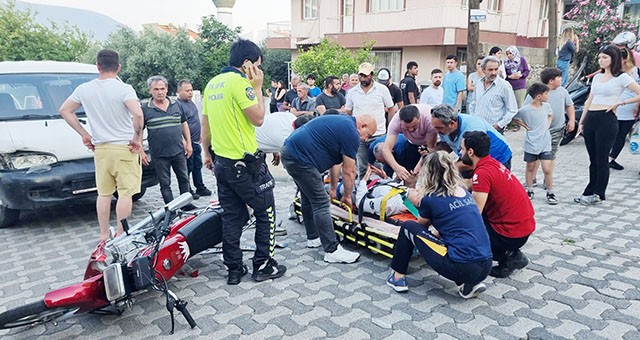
[328,165,421,219]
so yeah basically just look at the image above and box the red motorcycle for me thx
[0,193,223,333]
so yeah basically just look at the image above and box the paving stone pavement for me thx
[2,130,640,339]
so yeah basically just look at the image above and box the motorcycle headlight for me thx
[9,153,58,170]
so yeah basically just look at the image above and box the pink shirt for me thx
[387,103,437,145]
[633,50,640,69]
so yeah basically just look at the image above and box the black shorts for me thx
[524,151,552,162]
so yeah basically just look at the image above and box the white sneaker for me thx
[306,238,322,248]
[458,282,486,299]
[324,244,360,263]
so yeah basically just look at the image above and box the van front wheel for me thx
[0,206,20,229]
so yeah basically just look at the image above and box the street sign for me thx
[470,9,487,23]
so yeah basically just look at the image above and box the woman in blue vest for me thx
[386,151,493,299]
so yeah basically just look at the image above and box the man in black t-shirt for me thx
[316,75,346,114]
[377,68,403,109]
[400,61,420,105]
[283,75,301,111]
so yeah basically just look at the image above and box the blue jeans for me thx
[186,142,206,190]
[556,59,570,86]
[357,136,381,178]
[281,147,340,253]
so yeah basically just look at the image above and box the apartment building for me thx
[267,0,558,84]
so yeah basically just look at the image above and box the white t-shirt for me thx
[69,78,139,145]
[255,112,296,153]
[617,67,640,121]
[420,86,443,106]
[345,82,394,136]
[591,73,634,106]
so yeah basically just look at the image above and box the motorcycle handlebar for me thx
[107,192,194,248]
[176,300,197,329]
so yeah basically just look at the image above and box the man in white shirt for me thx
[420,69,444,106]
[59,49,144,245]
[346,62,395,177]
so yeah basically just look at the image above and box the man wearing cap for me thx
[377,68,404,111]
[346,62,396,178]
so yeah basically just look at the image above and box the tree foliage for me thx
[261,47,291,87]
[0,1,93,62]
[291,39,376,83]
[99,27,204,96]
[566,0,638,73]
[197,15,241,90]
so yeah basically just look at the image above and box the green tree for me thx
[101,27,203,96]
[261,47,291,87]
[291,39,376,83]
[197,15,242,90]
[0,1,93,61]
[566,0,638,74]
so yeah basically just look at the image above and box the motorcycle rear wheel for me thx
[0,300,77,329]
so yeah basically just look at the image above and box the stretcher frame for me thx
[292,196,415,258]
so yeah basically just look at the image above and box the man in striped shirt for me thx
[469,56,518,133]
[141,75,194,206]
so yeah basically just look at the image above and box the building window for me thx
[456,48,467,73]
[303,0,318,20]
[369,0,404,13]
[539,0,549,19]
[373,50,402,83]
[487,0,500,13]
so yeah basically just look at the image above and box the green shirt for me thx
[203,69,259,160]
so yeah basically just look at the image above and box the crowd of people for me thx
[58,30,640,300]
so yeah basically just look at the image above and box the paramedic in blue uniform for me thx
[201,39,286,285]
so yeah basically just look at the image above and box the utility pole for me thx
[547,0,558,66]
[467,0,481,65]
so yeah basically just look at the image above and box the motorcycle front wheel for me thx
[0,300,78,329]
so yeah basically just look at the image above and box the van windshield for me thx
[0,73,98,121]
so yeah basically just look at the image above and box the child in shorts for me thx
[514,83,557,205]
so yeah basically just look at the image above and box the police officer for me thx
[202,39,286,285]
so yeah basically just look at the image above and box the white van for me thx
[0,61,157,228]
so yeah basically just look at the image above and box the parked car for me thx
[0,61,157,228]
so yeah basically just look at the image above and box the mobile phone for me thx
[242,60,254,79]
